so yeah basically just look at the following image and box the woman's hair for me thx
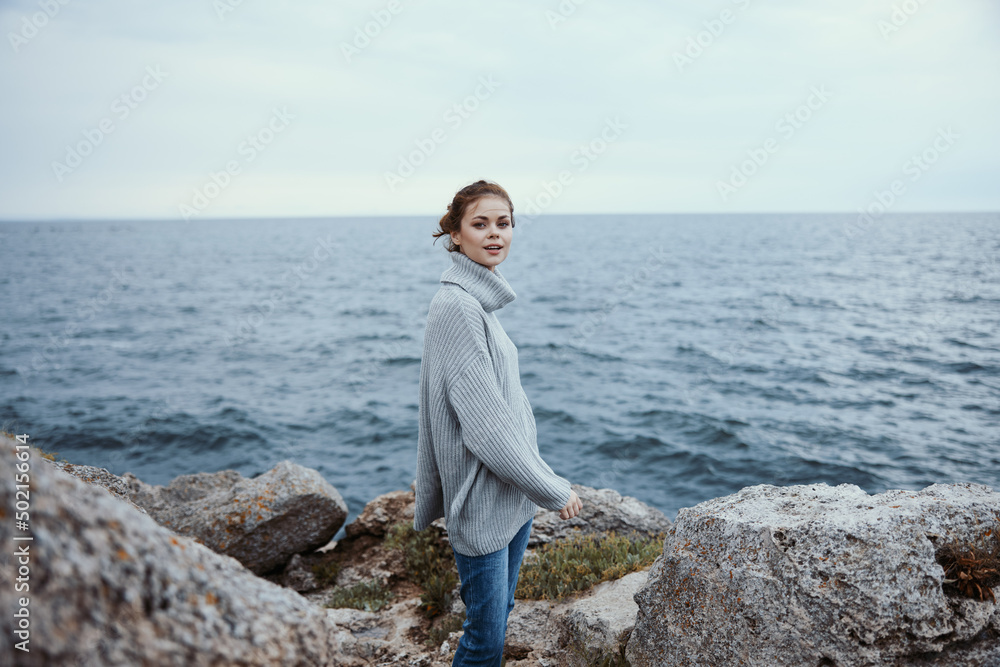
[432,179,515,252]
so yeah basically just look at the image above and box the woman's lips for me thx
[485,246,502,255]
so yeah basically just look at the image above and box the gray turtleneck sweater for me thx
[413,250,572,557]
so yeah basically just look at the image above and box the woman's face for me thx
[450,196,512,272]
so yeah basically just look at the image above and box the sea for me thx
[2,213,998,540]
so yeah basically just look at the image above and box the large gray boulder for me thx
[123,460,348,574]
[626,482,1000,667]
[0,434,341,666]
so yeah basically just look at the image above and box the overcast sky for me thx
[1,0,998,220]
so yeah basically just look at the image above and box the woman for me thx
[413,179,582,665]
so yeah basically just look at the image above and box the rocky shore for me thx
[1,432,998,666]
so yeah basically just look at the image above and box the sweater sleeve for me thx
[447,353,572,511]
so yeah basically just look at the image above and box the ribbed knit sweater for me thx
[413,250,572,557]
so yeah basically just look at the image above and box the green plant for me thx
[324,576,394,612]
[384,521,459,618]
[516,530,665,601]
[311,558,342,587]
[426,611,465,648]
[418,569,458,617]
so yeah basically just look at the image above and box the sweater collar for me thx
[440,250,517,313]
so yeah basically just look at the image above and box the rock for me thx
[563,569,648,654]
[502,567,650,662]
[1,438,656,667]
[0,433,341,666]
[122,459,348,574]
[42,458,148,516]
[306,491,419,593]
[626,482,1000,667]
[345,490,416,539]
[280,553,319,593]
[324,596,455,666]
[529,484,672,547]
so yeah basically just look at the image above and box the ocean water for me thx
[2,213,998,539]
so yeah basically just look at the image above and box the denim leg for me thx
[452,544,508,667]
[505,517,533,617]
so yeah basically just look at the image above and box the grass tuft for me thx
[516,530,665,601]
[425,611,465,649]
[384,521,459,619]
[311,558,342,588]
[324,576,394,612]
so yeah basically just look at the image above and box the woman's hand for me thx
[559,489,582,520]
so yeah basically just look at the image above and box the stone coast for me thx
[1,432,997,666]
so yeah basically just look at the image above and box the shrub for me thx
[418,569,459,618]
[426,611,465,649]
[311,558,342,588]
[324,576,394,612]
[384,521,459,618]
[516,530,665,601]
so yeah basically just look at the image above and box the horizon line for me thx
[2,210,998,224]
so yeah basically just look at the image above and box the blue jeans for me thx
[451,516,533,667]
